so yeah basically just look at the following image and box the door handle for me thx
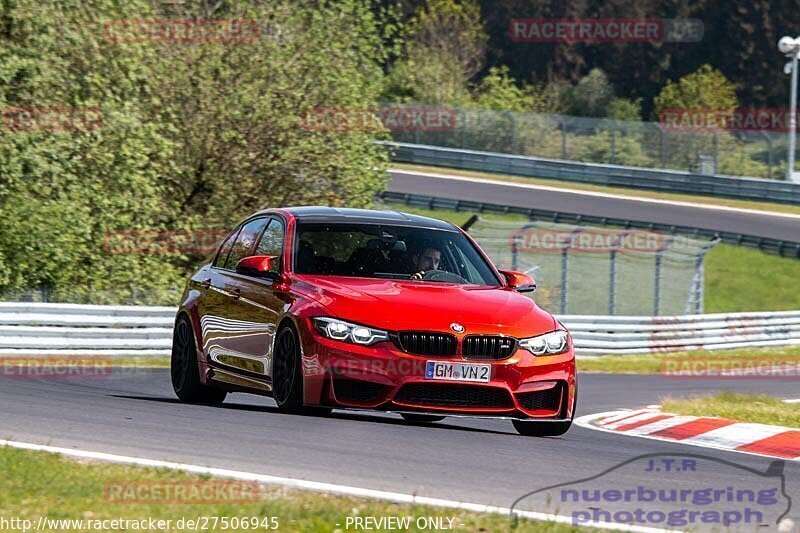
[199,279,212,290]
[231,288,241,300]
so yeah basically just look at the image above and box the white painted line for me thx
[683,423,788,449]
[596,410,658,427]
[625,416,699,436]
[390,168,800,220]
[602,412,665,430]
[594,409,641,425]
[575,411,800,462]
[0,438,669,533]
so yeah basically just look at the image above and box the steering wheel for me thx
[420,269,469,284]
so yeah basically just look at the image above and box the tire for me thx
[513,385,576,437]
[272,325,330,416]
[512,419,572,437]
[171,315,227,405]
[400,413,446,423]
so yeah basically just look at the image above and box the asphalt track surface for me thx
[2,369,799,530]
[387,169,800,243]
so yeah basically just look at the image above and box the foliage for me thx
[384,0,487,105]
[469,66,547,112]
[653,65,739,118]
[606,98,642,121]
[558,68,614,118]
[0,0,393,303]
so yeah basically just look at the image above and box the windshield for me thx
[294,223,500,286]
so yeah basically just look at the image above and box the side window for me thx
[254,218,284,272]
[212,229,240,268]
[224,218,268,270]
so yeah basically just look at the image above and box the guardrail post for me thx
[560,119,567,159]
[460,109,467,148]
[763,132,774,180]
[560,245,569,314]
[507,111,517,154]
[713,132,719,173]
[660,129,667,167]
[610,123,617,164]
[653,249,663,315]
[608,249,617,315]
[511,232,520,270]
[695,254,705,314]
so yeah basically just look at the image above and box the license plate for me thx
[425,361,491,383]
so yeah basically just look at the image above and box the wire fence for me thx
[387,106,789,180]
[468,218,719,316]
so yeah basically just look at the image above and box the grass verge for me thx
[577,345,800,374]
[107,356,170,368]
[0,446,584,532]
[391,163,800,216]
[703,244,800,312]
[377,202,800,313]
[660,391,800,428]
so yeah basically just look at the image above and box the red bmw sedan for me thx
[171,207,576,436]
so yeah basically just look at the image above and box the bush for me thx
[0,0,394,304]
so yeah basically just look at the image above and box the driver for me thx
[410,245,442,280]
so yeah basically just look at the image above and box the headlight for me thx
[519,330,569,355]
[312,317,389,346]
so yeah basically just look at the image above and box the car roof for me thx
[270,206,458,231]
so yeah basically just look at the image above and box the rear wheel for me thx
[171,316,227,405]
[400,413,446,423]
[272,325,330,416]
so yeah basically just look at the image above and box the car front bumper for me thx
[298,320,576,420]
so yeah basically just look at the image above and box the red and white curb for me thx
[575,408,800,461]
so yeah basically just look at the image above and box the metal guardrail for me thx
[563,311,800,355]
[0,303,174,356]
[1,303,798,358]
[377,191,800,259]
[384,142,800,206]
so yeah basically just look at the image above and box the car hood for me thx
[292,275,557,336]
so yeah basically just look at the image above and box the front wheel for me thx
[513,385,575,436]
[171,315,227,405]
[272,325,330,416]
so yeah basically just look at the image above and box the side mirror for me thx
[499,269,536,293]
[236,255,279,279]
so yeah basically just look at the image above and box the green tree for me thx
[385,0,487,104]
[654,64,738,117]
[559,68,614,117]
[470,66,549,112]
[0,0,395,303]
